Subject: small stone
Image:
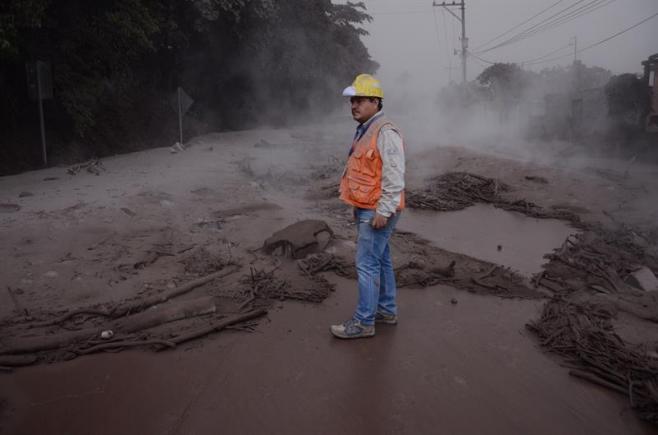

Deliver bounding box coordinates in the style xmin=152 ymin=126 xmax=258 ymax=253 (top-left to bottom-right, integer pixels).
xmin=19 ymin=191 xmax=34 ymax=198
xmin=450 ymin=298 xmax=458 ymax=305
xmin=497 ymin=245 xmax=502 ymax=251
xmin=625 ymin=266 xmax=658 ymax=292
xmin=631 ymin=233 xmax=649 ymax=248
xmin=44 ymin=271 xmax=59 ymax=278
xmin=648 ymin=350 xmax=658 ymax=359
xmin=0 ymin=203 xmax=21 ymax=213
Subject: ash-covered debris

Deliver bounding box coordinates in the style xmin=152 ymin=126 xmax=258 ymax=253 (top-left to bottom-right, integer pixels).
xmin=407 ymin=171 xmax=580 ymax=222
xmin=239 ymin=263 xmax=333 ymax=306
xmin=527 ymin=220 xmax=658 ymax=424
xmin=296 ymin=232 xmax=543 ymax=299
xmin=67 ymin=159 xmax=105 ymax=176
xmin=408 ymin=172 xmax=509 ymax=211
xmin=527 ymin=299 xmax=658 ymax=424
xmin=536 ymin=226 xmax=658 ymax=320
xmin=0 ymin=264 xmax=266 ymax=368
xmin=263 ymin=219 xmax=333 ymax=259
xmin=181 ymin=246 xmax=234 ymax=275
xmin=0 ymin=203 xmax=21 ymax=213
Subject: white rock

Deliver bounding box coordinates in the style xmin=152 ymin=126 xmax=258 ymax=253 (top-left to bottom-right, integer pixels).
xmin=625 ymin=266 xmax=658 ymax=292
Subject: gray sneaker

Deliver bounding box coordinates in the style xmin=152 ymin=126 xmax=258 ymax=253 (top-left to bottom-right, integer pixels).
xmin=330 ymin=319 xmax=375 ymax=339
xmin=375 ymin=311 xmax=398 ymax=325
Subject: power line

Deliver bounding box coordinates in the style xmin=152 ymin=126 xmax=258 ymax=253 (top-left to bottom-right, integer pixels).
xmin=578 ymin=10 xmax=657 ymax=52
xmin=519 ymin=43 xmax=573 ymax=65
xmin=495 ymin=0 xmax=615 ymax=51
xmin=368 ymin=10 xmax=429 ymax=16
xmin=431 ymin=6 xmax=448 ymax=73
xmin=476 ymin=0 xmax=589 ymax=53
xmin=475 ymin=0 xmax=615 ymax=54
xmin=475 ymin=0 xmax=598 ymax=53
xmin=467 ymin=52 xmax=497 ymax=65
xmin=432 ymin=7 xmax=442 ymax=52
xmin=469 ymin=10 xmax=656 ymax=70
xmin=473 ymin=0 xmax=566 ymax=50
xmin=523 ymin=11 xmax=658 ymax=66
xmin=442 ymin=9 xmax=453 ymax=82
xmin=468 ymin=42 xmax=571 ymax=66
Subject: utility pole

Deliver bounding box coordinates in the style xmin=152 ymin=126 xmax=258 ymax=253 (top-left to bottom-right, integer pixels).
xmin=570 ymin=36 xmax=582 ymax=140
xmin=433 ymin=1 xmax=467 ymax=83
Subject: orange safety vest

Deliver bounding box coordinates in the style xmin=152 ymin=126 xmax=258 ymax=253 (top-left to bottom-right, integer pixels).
xmin=339 ymin=116 xmax=406 ymax=210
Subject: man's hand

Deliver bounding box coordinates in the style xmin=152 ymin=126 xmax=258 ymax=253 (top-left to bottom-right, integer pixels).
xmin=372 ymin=213 xmax=388 ymax=229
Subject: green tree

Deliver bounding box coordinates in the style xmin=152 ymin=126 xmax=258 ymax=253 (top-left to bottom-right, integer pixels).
xmin=0 ymin=0 xmax=376 ymax=174
xmin=605 ymin=73 xmax=648 ymax=125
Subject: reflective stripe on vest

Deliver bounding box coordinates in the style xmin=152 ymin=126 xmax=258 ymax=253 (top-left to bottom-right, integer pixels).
xmin=339 ymin=116 xmax=406 ymax=210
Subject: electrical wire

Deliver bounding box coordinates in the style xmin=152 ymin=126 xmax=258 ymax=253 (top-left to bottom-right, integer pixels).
xmin=432 ymin=7 xmax=442 ymax=52
xmin=368 ymin=10 xmax=429 ymax=16
xmin=473 ymin=0 xmax=566 ymax=50
xmin=442 ymin=8 xmax=453 ymax=81
xmin=519 ymin=43 xmax=573 ymax=65
xmin=467 ymin=51 xmax=497 ymax=65
xmin=476 ymin=0 xmax=589 ymax=52
xmin=475 ymin=0 xmax=615 ymax=54
xmin=468 ymin=43 xmax=571 ymax=66
xmin=469 ymin=10 xmax=656 ymax=70
xmin=523 ymin=11 xmax=658 ymax=66
xmin=491 ymin=0 xmax=615 ymax=51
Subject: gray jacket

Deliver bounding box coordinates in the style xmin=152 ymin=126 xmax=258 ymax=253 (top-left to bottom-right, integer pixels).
xmin=376 ymin=124 xmax=405 ymax=217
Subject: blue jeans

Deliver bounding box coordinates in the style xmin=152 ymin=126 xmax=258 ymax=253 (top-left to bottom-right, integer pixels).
xmin=353 ymin=208 xmax=401 ymax=326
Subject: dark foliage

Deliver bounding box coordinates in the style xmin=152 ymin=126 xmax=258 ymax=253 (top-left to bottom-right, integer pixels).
xmin=0 ymin=0 xmax=377 ymax=174
xmin=605 ymin=73 xmax=649 ymax=124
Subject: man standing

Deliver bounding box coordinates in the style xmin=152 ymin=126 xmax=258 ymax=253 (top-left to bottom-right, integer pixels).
xmin=330 ymin=74 xmax=406 ymax=339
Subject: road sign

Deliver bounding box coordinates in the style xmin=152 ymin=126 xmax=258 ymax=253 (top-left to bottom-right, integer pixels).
xmin=170 ymin=87 xmax=194 ymax=115
xmin=26 ymin=61 xmax=53 ymax=101
xmin=26 ymin=61 xmax=53 ymax=165
xmin=170 ymin=87 xmax=194 ymax=145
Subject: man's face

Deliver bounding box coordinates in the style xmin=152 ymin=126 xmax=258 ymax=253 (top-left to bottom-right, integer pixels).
xmin=350 ymin=97 xmax=379 ymax=124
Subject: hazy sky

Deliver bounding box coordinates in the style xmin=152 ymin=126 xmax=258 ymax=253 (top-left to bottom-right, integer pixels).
xmin=342 ymin=0 xmax=658 ymax=96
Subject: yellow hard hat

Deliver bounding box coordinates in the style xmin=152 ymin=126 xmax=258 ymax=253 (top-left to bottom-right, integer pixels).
xmin=342 ymin=74 xmax=384 ymax=99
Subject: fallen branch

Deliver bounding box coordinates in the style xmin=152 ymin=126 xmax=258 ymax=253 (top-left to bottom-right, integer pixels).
xmin=33 ymin=308 xmax=112 ymax=328
xmin=164 ymin=309 xmax=268 ymax=348
xmin=112 ymin=296 xmax=216 ymax=333
xmin=78 ymin=339 xmax=176 ymax=355
xmin=237 ymin=289 xmax=256 ymax=313
xmin=1 ymin=296 xmax=218 ymax=355
xmin=569 ymin=369 xmax=630 ymax=396
xmin=471 ymin=277 xmax=507 ymax=292
xmin=471 ymin=266 xmax=508 ymax=291
xmin=6 ymin=286 xmax=27 ymax=316
xmin=0 ymin=354 xmax=38 ymax=367
xmin=0 ymin=328 xmax=97 ymax=355
xmin=117 ymin=264 xmax=240 ymax=314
